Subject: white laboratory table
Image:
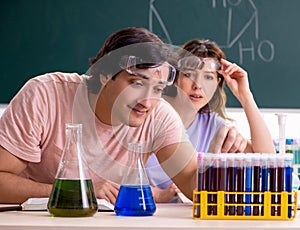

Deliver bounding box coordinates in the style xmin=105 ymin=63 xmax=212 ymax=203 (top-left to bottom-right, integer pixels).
xmin=0 ymin=203 xmax=300 ymax=230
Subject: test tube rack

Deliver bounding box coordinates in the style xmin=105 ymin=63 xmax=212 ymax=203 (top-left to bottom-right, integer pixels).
xmin=194 ymin=152 xmax=297 ymax=220
xmin=192 ymin=190 xmax=298 ymax=220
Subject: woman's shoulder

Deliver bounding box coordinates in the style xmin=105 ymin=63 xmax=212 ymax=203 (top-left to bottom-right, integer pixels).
xmin=196 ymin=111 xmax=227 ymax=125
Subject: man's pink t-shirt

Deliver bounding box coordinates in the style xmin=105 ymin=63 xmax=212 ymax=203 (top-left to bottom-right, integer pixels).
xmin=0 ymin=72 xmax=189 ymax=184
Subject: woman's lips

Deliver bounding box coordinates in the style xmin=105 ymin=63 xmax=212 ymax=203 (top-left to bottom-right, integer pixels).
xmin=189 ymin=94 xmax=203 ymax=102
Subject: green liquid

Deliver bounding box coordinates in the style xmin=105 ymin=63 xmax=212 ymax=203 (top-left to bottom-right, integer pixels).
xmin=47 ymin=179 xmax=98 ymax=217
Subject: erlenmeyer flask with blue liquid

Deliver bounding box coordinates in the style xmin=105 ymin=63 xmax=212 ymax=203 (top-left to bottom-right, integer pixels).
xmin=114 ymin=142 xmax=156 ymax=216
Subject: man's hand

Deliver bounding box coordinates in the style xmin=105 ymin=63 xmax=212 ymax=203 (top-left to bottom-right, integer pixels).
xmin=151 ymin=183 xmax=179 ymax=203
xmin=208 ymin=125 xmax=248 ymax=153
xmin=93 ymin=179 xmax=120 ymax=204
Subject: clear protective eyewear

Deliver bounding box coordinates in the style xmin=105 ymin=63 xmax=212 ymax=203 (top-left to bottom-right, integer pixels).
xmin=119 ymin=55 xmax=177 ymax=86
xmin=178 ymin=56 xmax=222 ymax=72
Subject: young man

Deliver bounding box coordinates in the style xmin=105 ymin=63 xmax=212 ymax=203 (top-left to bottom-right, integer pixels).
xmin=0 ymin=27 xmax=198 ymax=204
xmin=0 ymin=27 xmax=248 ymax=204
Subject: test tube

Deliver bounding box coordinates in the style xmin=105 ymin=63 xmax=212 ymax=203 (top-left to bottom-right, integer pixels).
xmin=215 ymin=154 xmax=227 ymax=215
xmin=261 ymin=153 xmax=269 ymax=215
xmin=286 ymin=139 xmax=293 ymax=153
xmin=195 ymin=152 xmax=204 ymax=218
xmin=277 ymin=154 xmax=285 ymax=216
xmin=245 ymin=154 xmax=252 ymax=216
xmin=292 ymin=139 xmax=300 ymax=178
xmin=252 ymin=153 xmax=261 ymax=216
xmin=235 ymin=153 xmax=245 ymax=216
xmin=204 ymin=153 xmax=214 ymax=215
xmin=268 ymin=154 xmax=277 ymax=216
xmin=292 ymin=139 xmax=298 ymax=165
xmin=211 ymin=154 xmax=219 ymax=215
xmin=227 ymin=154 xmax=236 ymax=215
xmin=275 ymin=113 xmax=287 ymax=154
xmin=284 ymin=153 xmax=293 ymax=218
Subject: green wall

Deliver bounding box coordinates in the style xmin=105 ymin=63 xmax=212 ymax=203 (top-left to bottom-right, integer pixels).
xmin=1 ymin=0 xmax=299 ymax=108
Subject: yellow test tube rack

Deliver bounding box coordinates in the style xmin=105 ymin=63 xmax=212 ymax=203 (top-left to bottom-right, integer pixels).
xmin=192 ymin=190 xmax=298 ymax=220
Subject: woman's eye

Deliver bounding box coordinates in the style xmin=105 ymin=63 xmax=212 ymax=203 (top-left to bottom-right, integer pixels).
xmin=204 ymin=75 xmax=214 ymax=80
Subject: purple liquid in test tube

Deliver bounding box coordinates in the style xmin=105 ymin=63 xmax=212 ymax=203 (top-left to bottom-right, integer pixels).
xmin=268 ymin=154 xmax=277 ymax=216
xmin=204 ymin=153 xmax=214 ymax=215
xmin=235 ymin=154 xmax=245 ymax=216
xmin=215 ymin=154 xmax=227 ymax=215
xmin=252 ymin=154 xmax=261 ymax=216
xmin=195 ymin=152 xmax=204 ymax=218
xmin=261 ymin=154 xmax=269 ymax=216
xmin=277 ymin=154 xmax=285 ymax=216
xmin=227 ymin=154 xmax=236 ymax=215
xmin=211 ymin=154 xmax=218 ymax=215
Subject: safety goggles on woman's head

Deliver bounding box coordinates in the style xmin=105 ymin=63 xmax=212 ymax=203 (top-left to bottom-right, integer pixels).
xmin=178 ymin=56 xmax=222 ymax=72
xmin=119 ymin=55 xmax=177 ymax=85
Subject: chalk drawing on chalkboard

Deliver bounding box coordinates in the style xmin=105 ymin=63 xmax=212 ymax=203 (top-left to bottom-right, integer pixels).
xmin=148 ymin=0 xmax=274 ymax=65
xmin=148 ymin=0 xmax=173 ymax=44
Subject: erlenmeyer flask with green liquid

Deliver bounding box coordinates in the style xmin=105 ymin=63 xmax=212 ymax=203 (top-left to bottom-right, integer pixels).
xmin=47 ymin=123 xmax=98 ymax=217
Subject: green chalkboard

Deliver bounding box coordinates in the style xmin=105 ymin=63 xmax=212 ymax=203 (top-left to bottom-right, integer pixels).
xmin=1 ymin=0 xmax=299 ymax=108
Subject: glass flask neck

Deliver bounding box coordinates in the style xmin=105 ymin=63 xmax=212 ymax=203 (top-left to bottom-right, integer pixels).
xmin=55 ymin=123 xmax=90 ymax=179
xmin=122 ymin=142 xmax=150 ymax=185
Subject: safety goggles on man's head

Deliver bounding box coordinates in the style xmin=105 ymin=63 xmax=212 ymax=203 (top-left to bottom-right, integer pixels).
xmin=178 ymin=56 xmax=222 ymax=72
xmin=119 ymin=55 xmax=177 ymax=86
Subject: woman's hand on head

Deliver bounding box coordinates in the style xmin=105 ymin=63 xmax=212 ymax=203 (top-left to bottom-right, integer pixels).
xmin=219 ymin=59 xmax=252 ymax=102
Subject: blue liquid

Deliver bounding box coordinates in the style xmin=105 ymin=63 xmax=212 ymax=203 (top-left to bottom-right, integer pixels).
xmin=261 ymin=166 xmax=268 ymax=215
xmin=285 ymin=166 xmax=293 ymax=218
xmin=245 ymin=166 xmax=252 ymax=216
xmin=114 ymin=185 xmax=156 ymax=216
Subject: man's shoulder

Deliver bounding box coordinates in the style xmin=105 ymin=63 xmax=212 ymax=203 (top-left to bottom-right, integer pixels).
xmin=15 ymin=72 xmax=89 ymax=102
xmin=30 ymin=72 xmax=87 ymax=84
xmin=152 ymin=99 xmax=182 ymax=122
xmin=154 ymin=99 xmax=177 ymax=113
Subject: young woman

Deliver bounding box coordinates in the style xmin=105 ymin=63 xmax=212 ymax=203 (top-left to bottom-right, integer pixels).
xmin=147 ymin=39 xmax=275 ymax=203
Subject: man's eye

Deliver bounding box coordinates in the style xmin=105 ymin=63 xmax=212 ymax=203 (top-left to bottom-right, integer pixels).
xmin=131 ymin=81 xmax=143 ymax=87
xmin=153 ymin=87 xmax=164 ymax=94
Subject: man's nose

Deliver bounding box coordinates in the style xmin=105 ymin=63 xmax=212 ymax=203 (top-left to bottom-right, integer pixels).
xmin=137 ymin=87 xmax=154 ymax=107
xmin=137 ymin=97 xmax=152 ymax=109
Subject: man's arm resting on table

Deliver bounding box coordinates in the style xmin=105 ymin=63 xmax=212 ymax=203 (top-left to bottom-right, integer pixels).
xmin=0 ymin=145 xmax=52 ymax=204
